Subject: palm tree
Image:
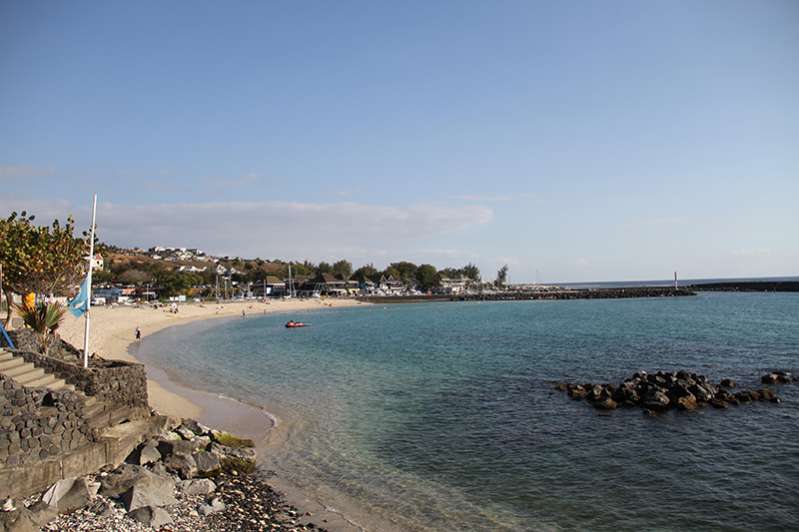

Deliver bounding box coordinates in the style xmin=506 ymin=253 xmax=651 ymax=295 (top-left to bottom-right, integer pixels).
xmin=14 ymin=301 xmax=67 ymax=353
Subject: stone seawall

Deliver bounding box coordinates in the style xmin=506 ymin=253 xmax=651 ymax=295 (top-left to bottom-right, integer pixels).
xmin=0 ymin=414 xmax=161 ymax=500
xmin=17 ymin=351 xmax=149 ymax=408
xmin=0 ymin=374 xmax=92 ymax=468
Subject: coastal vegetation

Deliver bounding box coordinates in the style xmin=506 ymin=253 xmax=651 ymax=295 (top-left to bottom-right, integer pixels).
xmin=0 ymin=210 xmax=89 ymax=325
xmin=0 ymin=210 xmax=490 ymax=303
xmin=13 ymin=300 xmax=67 ymax=353
xmin=94 ymin=244 xmax=486 ymax=299
xmin=495 ymin=264 xmax=509 ymax=287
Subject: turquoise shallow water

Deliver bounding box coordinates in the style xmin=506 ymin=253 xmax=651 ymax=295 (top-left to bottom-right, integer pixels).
xmin=137 ymin=293 xmax=799 ymax=531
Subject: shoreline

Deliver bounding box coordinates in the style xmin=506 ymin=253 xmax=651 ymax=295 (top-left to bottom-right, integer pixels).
xmin=58 ymin=298 xmax=363 ymax=425
xmin=57 ymin=298 xmax=375 ymax=531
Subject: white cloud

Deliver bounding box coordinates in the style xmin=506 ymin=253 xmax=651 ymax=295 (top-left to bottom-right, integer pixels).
xmin=731 ymin=248 xmax=771 ymax=257
xmin=0 ymin=164 xmax=55 ymax=180
xmin=0 ymin=198 xmax=492 ymax=262
xmin=452 ymin=194 xmax=514 ymax=202
xmin=451 ymin=193 xmax=537 ymax=203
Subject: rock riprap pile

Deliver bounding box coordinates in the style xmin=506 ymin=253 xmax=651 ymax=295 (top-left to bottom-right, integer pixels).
xmin=554 ymin=370 xmax=794 ymax=414
xmin=0 ymin=416 xmax=326 ymax=531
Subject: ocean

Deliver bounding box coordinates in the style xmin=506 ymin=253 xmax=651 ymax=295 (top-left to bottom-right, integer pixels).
xmin=135 ymin=292 xmax=799 ymax=531
xmin=559 ymin=275 xmax=799 ymax=289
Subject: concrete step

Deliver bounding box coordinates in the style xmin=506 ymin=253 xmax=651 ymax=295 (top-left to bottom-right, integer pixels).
xmin=0 ymin=352 xmax=82 ymax=394
xmin=85 ymin=402 xmax=105 ymax=418
xmin=12 ymin=367 xmax=46 ymax=384
xmin=4 ymin=362 xmax=37 ymax=378
xmin=24 ymin=374 xmax=58 ymax=388
xmin=46 ymin=379 xmax=73 ymax=391
xmin=87 ymin=404 xmax=142 ymax=431
xmin=0 ymin=357 xmax=25 ymax=371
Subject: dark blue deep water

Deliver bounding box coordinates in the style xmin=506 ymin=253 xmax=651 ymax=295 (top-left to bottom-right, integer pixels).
xmin=137 ymin=293 xmax=799 ymax=531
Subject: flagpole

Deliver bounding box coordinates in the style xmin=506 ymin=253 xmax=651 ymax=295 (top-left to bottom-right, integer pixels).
xmin=83 ymin=193 xmax=97 ymax=368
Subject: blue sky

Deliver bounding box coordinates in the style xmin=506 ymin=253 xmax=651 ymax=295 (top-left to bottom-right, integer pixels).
xmin=1 ymin=1 xmax=797 ymax=282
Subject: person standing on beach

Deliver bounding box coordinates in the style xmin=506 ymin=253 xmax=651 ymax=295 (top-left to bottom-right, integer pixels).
xmin=135 ymin=326 xmax=141 ymax=341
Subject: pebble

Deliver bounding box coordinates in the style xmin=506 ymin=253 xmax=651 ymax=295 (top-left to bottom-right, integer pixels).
xmin=34 ymin=471 xmax=325 ymax=531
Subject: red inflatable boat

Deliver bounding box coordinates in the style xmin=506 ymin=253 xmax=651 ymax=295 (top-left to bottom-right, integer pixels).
xmin=285 ymin=321 xmax=306 ymax=328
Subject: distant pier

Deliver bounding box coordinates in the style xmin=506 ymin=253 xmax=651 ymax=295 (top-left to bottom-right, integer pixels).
xmin=359 ymin=287 xmax=696 ymax=304
xmin=689 ymin=281 xmax=799 ymax=292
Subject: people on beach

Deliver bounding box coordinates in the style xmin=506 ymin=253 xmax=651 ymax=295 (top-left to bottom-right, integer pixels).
xmin=242 ymin=309 xmax=246 ymax=318
xmin=135 ymin=326 xmax=141 ymax=341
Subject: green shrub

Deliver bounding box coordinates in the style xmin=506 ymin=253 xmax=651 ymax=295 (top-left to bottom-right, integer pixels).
xmin=14 ymin=300 xmax=67 ymax=353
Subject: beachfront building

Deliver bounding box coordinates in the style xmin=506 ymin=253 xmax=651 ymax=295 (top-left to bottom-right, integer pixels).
xmin=250 ymin=276 xmax=287 ymax=297
xmin=378 ymin=275 xmax=406 ymax=296
xmin=293 ymin=273 xmax=360 ymax=296
xmin=93 ymin=287 xmax=125 ymax=304
xmin=438 ymin=275 xmax=470 ymax=295
xmin=319 ymin=273 xmax=346 ymax=295
xmin=359 ymin=279 xmax=377 ymax=295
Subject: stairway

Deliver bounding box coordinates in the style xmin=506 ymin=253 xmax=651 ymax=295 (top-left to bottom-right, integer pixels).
xmin=0 ymin=348 xmax=75 ymax=391
xmin=0 ymin=348 xmax=148 ymax=434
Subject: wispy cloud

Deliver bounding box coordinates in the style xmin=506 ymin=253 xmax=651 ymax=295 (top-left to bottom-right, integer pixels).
xmin=731 ymin=248 xmax=771 ymax=257
xmin=640 ymin=216 xmax=687 ymax=226
xmin=451 ymin=192 xmax=538 ymax=203
xmin=0 ymin=198 xmax=493 ymax=262
xmin=0 ymin=164 xmax=55 ymax=180
xmin=452 ymin=194 xmax=515 ymax=202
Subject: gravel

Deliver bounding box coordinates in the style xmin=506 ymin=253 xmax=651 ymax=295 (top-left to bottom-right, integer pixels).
xmin=35 ymin=471 xmax=326 ymax=531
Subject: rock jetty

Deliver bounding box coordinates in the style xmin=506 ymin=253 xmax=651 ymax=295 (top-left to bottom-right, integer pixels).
xmin=761 ymin=370 xmax=794 ymax=385
xmin=554 ymin=370 xmax=794 ymax=414
xmin=0 ymin=416 xmax=325 ymax=531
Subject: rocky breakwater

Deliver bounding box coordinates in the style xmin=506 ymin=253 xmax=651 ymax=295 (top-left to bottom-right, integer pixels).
xmin=0 ymin=417 xmax=325 ymax=531
xmin=555 ymin=370 xmax=794 ymax=414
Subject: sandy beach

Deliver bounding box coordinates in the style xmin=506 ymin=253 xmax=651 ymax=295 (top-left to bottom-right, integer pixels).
xmin=56 ymin=298 xmax=363 ymax=433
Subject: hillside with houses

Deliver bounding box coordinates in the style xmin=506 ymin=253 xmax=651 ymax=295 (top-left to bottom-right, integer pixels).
xmin=88 ymin=244 xmax=497 ymax=304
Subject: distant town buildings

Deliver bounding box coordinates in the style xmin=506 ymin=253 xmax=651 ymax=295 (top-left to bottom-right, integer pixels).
xmin=89 ymin=243 xmax=544 ymax=303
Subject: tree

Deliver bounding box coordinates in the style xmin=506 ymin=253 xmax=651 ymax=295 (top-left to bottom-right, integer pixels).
xmin=390 ymin=261 xmax=418 ymax=283
xmin=276 ymin=261 xmax=314 ymax=279
xmin=383 ymin=266 xmax=401 ymax=280
xmin=352 ymin=264 xmax=380 ymax=284
xmin=462 ymin=263 xmax=481 ymax=281
xmin=332 ymin=259 xmax=353 ymax=280
xmin=0 ymin=211 xmax=88 ymax=325
xmin=495 ymin=264 xmax=509 ymax=287
xmin=439 ymin=267 xmax=462 ymax=279
xmin=416 ymin=264 xmax=440 ymax=291
xmin=118 ymin=269 xmax=152 ymax=285
xmin=316 ymin=262 xmax=333 ymax=276
xmin=155 ymin=270 xmax=199 ymax=298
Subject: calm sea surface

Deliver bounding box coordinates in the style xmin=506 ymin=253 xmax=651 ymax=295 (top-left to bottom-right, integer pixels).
xmin=136 ymin=293 xmax=799 ymax=531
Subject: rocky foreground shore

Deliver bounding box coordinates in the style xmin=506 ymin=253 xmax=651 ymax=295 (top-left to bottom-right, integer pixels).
xmin=0 ymin=417 xmax=326 ymax=532
xmin=555 ymin=370 xmax=794 ymax=414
